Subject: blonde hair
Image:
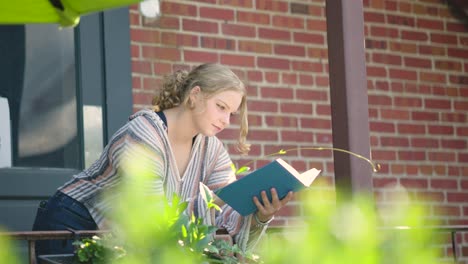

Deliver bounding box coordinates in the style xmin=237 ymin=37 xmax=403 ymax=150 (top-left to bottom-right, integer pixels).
xmin=152 ymin=63 xmax=250 ymax=154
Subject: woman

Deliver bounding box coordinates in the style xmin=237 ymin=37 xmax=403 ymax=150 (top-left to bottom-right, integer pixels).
xmin=32 ymin=63 xmax=293 ymax=257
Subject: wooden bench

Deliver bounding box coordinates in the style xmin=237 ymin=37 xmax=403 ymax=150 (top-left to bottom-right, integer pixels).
xmin=1 ymin=229 xmax=233 ymax=264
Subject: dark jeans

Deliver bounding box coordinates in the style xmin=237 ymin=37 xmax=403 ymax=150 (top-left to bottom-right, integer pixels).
xmin=32 ymin=191 xmax=97 ymax=258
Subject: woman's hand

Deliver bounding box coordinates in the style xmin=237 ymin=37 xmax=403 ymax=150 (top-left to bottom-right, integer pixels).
xmin=252 ymin=188 xmax=294 ymax=223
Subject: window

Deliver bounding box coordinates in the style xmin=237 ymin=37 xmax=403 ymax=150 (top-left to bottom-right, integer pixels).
xmin=0 ymin=24 xmax=81 ymax=169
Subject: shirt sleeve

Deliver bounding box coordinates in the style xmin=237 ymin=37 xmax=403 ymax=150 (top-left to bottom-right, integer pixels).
xmin=197 ymin=138 xmax=265 ymax=252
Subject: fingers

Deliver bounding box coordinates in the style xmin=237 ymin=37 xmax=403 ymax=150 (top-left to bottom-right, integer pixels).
xmin=253 ymin=188 xmax=294 ymax=214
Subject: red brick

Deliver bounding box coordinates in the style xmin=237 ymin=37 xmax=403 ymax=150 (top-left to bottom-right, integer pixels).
xmin=153 ymin=62 xmax=172 ymax=75
xmin=401 ymin=30 xmax=428 ymax=41
xmin=411 ymin=111 xmax=439 ymax=121
xmin=294 ymin=32 xmax=325 ymax=44
xmin=237 ymin=10 xmax=270 ymax=24
xmin=222 ymin=24 xmax=256 ymax=37
xmin=201 ymin=36 xmax=235 ymax=50
xmin=414 ymin=191 xmax=444 ymax=203
xmin=183 ymin=50 xmax=218 ymax=63
xmin=399 ymin=151 xmax=426 ymax=161
xmin=447 ymin=193 xmax=468 ymax=203
xmin=424 ymin=99 xmax=451 ymax=110
xmin=238 ymin=40 xmax=272 ymax=54
xmin=389 ymin=69 xmax=417 ymax=80
xmin=441 ymin=139 xmax=467 ymax=149
xmin=372 ymin=150 xmax=397 ymax=160
xmin=420 ymin=72 xmax=447 ymax=83
xmin=301 ymin=118 xmax=331 ymax=129
xmin=265 ymin=116 xmax=298 ymax=128
xmin=367 ymin=66 xmax=387 ymax=77
xmin=435 ymin=60 xmax=462 ymax=71
xmin=220 ymin=54 xmax=254 ymax=67
xmin=454 ymin=101 xmax=468 ymax=111
xmin=429 ymin=152 xmax=456 ymax=162
xmin=247 ymin=100 xmax=278 ymax=112
xmin=449 ymin=75 xmax=468 ymax=85
xmin=432 ymin=205 xmax=460 ymax=217
xmin=296 ymin=90 xmax=327 ymax=101
xmin=457 ymin=127 xmax=468 ymax=137
xmin=400 ymin=178 xmax=428 ymax=188
xmin=161 ymin=32 xmax=198 ymax=47
xmin=257 ymin=57 xmax=290 ymax=70
xmin=430 ymin=33 xmax=458 ymax=45
xmin=281 ymin=73 xmax=297 ymax=85
xmin=316 ymin=104 xmax=331 ymax=116
xmin=256 ymin=0 xmax=288 ymax=12
xmin=448 ymin=48 xmax=468 ymax=59
xmin=272 ymin=15 xmax=305 ymax=29
xmin=370 ymin=121 xmax=395 ymax=133
xmin=394 ymin=97 xmax=422 ymax=108
xmin=306 ymin=19 xmax=327 ymax=31
xmin=430 ymin=179 xmax=458 ymax=190
xmin=380 ymin=137 xmax=410 ymax=147
xmin=387 ymin=15 xmax=415 ymax=27
xmin=258 ymin=27 xmax=291 ymax=41
xmin=161 ymin=2 xmax=197 ymax=16
xmin=411 ymin=138 xmax=439 ymax=148
xmin=418 ymin=45 xmax=446 ymax=56
xmin=132 ymin=60 xmax=152 ymax=74
xmin=381 ymin=109 xmax=410 ymax=120
xmin=183 ymin=19 xmax=218 ymax=33
xmin=373 ymin=177 xmax=398 ymax=188
xmin=132 ymin=76 xmax=141 ymax=89
xmin=280 ymin=102 xmax=313 ymax=114
xmin=248 ymin=129 xmax=279 ymax=141
xmin=364 ymin=11 xmax=385 ymax=23
xmin=308 ymin=47 xmax=328 ymax=59
xmin=389 ymin=42 xmax=417 ymax=53
xmin=260 ymin=86 xmax=293 ymax=99
xmin=292 ymin=61 xmax=323 ymax=72
xmin=274 ymin=44 xmax=306 ymax=57
xmin=247 ymin=71 xmax=263 ymax=82
xmin=200 ymin=7 xmax=234 ymax=21
xmin=370 ymin=26 xmax=399 ymax=38
xmin=398 ymin=124 xmax=426 ymax=134
xmin=365 ymin=39 xmax=387 ymax=50
xmin=428 ymin=125 xmax=454 ymax=135
xmin=315 ymin=76 xmax=329 ymax=87
xmin=299 ymin=74 xmax=314 ymax=85
xmin=417 ymin=18 xmax=444 ymax=30
xmin=265 ymin=72 xmax=279 ymax=83
xmin=142 ymin=46 xmax=181 ymax=61
xmin=404 ymin=57 xmax=432 ymax=68
xmin=220 ymin=0 xmax=253 ymax=8
xmin=142 ymin=77 xmax=160 ymax=90
xmin=372 ymin=53 xmax=402 ymax=65
xmin=131 ymin=29 xmax=161 ymax=43
xmin=281 ymin=131 xmax=314 ymax=142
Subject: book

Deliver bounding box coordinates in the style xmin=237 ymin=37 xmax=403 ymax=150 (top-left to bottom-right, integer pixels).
xmin=215 ymin=158 xmax=321 ymax=216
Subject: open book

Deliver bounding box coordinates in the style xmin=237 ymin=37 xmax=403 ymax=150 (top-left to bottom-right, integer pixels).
xmin=215 ymin=158 xmax=321 ymax=216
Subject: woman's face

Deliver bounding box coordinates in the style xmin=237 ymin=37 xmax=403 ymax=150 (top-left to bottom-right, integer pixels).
xmin=191 ymin=88 xmax=243 ymax=137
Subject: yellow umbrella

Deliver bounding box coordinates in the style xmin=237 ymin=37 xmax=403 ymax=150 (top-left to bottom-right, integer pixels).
xmin=0 ymin=0 xmax=142 ymax=27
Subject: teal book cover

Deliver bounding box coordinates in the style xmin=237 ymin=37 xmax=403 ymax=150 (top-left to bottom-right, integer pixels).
xmin=215 ymin=158 xmax=321 ymax=216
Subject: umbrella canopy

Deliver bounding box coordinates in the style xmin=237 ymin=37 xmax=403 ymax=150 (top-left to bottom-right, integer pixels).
xmin=0 ymin=0 xmax=142 ymax=27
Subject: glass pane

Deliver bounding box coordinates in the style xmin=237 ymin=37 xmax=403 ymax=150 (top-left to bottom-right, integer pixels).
xmin=0 ymin=24 xmax=80 ymax=169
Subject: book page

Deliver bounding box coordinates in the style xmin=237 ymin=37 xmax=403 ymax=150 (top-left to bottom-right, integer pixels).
xmin=276 ymin=158 xmax=321 ymax=187
xmin=297 ymin=168 xmax=321 ymax=187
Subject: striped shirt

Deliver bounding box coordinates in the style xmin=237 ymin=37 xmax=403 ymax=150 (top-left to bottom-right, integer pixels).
xmin=58 ymin=109 xmax=264 ymax=250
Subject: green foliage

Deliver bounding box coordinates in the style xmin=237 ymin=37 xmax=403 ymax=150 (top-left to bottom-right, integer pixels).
xmin=73 ymin=235 xmax=125 ymax=264
xmin=0 ymin=228 xmax=19 ymax=264
xmin=257 ymin=191 xmax=441 ymax=264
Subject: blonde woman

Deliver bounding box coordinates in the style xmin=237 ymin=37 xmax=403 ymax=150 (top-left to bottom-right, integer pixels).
xmin=32 ymin=63 xmax=293 ymax=257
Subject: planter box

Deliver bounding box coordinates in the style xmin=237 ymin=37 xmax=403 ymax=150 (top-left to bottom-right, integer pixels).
xmin=38 ymin=254 xmax=75 ymax=264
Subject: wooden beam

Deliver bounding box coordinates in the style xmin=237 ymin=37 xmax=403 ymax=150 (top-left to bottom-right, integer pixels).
xmin=325 ymin=0 xmax=373 ymax=202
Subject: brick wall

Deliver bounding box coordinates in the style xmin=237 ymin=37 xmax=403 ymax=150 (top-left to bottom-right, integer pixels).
xmin=129 ymin=0 xmax=467 ymax=261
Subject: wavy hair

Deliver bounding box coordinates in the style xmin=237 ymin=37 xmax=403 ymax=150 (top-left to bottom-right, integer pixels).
xmin=152 ymin=63 xmax=250 ymax=154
